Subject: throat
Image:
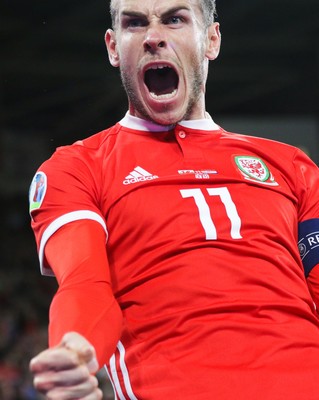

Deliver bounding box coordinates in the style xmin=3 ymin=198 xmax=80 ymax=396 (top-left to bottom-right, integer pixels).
xmin=145 ymin=67 xmax=178 ymax=97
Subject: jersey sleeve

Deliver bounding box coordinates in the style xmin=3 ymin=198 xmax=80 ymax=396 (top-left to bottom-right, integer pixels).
xmin=45 ymin=220 xmax=123 ymax=365
xmin=307 ymin=265 xmax=319 ymax=312
xmin=29 ymin=143 xmax=107 ymax=275
xmin=293 ymin=148 xmax=319 ymax=305
xmin=294 ymin=148 xmax=319 ymax=222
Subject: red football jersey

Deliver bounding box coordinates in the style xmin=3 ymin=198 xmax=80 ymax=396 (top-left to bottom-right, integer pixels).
xmin=30 ymin=113 xmax=319 ymax=399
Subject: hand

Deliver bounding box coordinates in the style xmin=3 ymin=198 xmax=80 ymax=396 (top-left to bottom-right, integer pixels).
xmin=29 ymin=332 xmax=103 ymax=399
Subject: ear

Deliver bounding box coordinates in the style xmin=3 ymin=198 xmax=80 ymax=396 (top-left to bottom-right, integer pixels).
xmin=205 ymin=22 xmax=221 ymax=60
xmin=105 ymin=29 xmax=120 ymax=67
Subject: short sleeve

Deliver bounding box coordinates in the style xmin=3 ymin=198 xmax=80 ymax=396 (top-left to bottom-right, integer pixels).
xmin=29 ymin=143 xmax=107 ymax=275
xmin=294 ymin=148 xmax=319 ymax=221
xmin=294 ymin=149 xmax=319 ymax=276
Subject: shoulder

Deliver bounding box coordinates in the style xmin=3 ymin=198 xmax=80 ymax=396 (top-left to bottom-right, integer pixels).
xmin=220 ymin=129 xmax=311 ymax=165
xmin=73 ymin=123 xmax=122 ymax=150
xmin=41 ymin=123 xmax=121 ymax=169
xmin=221 ymin=129 xmax=296 ymax=152
xmin=56 ymin=123 xmax=121 ymax=155
xmin=222 ymin=129 xmax=319 ymax=194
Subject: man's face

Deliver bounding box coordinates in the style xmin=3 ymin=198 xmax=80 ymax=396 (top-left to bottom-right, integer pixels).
xmin=106 ymin=0 xmax=220 ymax=125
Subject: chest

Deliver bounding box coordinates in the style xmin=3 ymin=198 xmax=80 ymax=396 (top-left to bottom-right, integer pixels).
xmin=99 ymin=138 xmax=298 ymax=255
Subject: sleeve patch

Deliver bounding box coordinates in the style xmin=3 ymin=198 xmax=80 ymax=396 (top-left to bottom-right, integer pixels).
xmin=298 ymin=219 xmax=319 ymax=277
xmin=29 ymin=171 xmax=47 ymax=212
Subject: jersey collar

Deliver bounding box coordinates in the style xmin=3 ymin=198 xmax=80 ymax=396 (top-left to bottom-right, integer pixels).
xmin=119 ymin=112 xmax=220 ymax=132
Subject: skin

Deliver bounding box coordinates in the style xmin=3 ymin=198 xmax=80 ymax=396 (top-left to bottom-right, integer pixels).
xmin=106 ymin=0 xmax=221 ymax=125
xmin=30 ymin=332 xmax=103 ymax=399
xmin=29 ymin=0 xmax=221 ymax=398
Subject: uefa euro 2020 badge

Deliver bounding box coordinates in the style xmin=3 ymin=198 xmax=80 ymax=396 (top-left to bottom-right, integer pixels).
xmin=234 ymin=156 xmax=278 ymax=186
xmin=29 ymin=171 xmax=47 ymax=212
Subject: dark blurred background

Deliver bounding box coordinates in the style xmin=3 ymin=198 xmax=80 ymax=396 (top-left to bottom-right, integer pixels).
xmin=1 ymin=0 xmax=319 ymax=398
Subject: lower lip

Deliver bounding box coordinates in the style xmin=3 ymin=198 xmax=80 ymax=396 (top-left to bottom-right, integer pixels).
xmin=149 ymin=88 xmax=178 ymax=101
xmin=144 ymin=82 xmax=179 ymax=104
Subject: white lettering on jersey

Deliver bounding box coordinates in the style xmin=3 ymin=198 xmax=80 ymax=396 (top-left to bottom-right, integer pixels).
xmin=123 ymin=166 xmax=159 ymax=185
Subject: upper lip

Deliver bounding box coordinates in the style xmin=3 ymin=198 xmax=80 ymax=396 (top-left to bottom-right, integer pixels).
xmin=142 ymin=61 xmax=178 ymax=75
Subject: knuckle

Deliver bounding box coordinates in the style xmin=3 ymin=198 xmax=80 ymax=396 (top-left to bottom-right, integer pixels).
xmin=89 ymin=374 xmax=99 ymax=388
xmin=79 ymin=364 xmax=90 ymax=380
xmin=46 ymin=393 xmax=58 ymax=400
xmin=33 ymin=377 xmax=50 ymax=392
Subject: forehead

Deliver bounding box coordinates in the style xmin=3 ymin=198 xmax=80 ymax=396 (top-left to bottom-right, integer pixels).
xmin=114 ymin=0 xmax=202 ymax=17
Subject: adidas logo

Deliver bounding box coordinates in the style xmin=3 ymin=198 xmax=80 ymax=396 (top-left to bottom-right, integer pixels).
xmin=123 ymin=166 xmax=159 ymax=185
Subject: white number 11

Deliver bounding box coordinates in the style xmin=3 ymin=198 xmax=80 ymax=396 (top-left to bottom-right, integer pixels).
xmin=180 ymin=187 xmax=242 ymax=240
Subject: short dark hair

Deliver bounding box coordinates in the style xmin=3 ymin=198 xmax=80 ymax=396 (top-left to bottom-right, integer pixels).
xmin=110 ymin=0 xmax=217 ymax=29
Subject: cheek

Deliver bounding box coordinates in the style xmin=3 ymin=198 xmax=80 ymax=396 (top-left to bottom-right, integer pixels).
xmin=121 ymin=49 xmax=141 ymax=74
xmin=168 ymin=40 xmax=178 ymax=51
xmin=119 ymin=54 xmax=136 ymax=76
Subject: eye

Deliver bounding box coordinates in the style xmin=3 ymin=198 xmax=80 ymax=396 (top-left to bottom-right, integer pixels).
xmin=130 ymin=19 xmax=144 ymax=27
xmin=123 ymin=17 xmax=147 ymax=28
xmin=164 ymin=15 xmax=184 ymax=25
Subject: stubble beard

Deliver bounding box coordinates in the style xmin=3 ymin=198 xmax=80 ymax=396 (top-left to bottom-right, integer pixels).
xmin=119 ymin=56 xmax=205 ymax=125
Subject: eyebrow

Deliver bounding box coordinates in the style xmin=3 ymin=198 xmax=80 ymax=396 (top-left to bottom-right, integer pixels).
xmin=160 ymin=6 xmax=191 ymax=20
xmin=121 ymin=10 xmax=146 ymax=19
xmin=120 ymin=6 xmax=191 ymax=21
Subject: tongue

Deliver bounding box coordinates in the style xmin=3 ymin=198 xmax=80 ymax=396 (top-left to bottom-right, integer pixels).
xmin=145 ymin=68 xmax=178 ymax=95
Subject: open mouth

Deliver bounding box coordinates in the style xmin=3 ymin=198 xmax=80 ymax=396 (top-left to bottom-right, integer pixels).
xmin=144 ymin=64 xmax=179 ymax=99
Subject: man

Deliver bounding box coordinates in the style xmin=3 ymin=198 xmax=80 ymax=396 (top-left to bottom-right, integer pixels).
xmin=29 ymin=0 xmax=319 ymax=399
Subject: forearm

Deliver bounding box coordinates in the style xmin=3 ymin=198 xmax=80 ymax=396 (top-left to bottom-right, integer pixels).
xmin=49 ymin=281 xmax=123 ymax=367
xmin=43 ymin=220 xmax=123 ymax=367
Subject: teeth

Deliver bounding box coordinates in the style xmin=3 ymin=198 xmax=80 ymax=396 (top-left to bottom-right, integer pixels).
xmin=148 ymin=64 xmax=170 ymax=70
xmin=150 ymin=89 xmax=177 ymax=99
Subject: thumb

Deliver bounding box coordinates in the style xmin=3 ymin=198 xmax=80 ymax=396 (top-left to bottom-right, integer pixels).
xmin=60 ymin=332 xmax=99 ymax=373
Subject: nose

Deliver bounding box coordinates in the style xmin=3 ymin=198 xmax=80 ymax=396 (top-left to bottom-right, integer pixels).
xmin=143 ymin=28 xmax=166 ymax=52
